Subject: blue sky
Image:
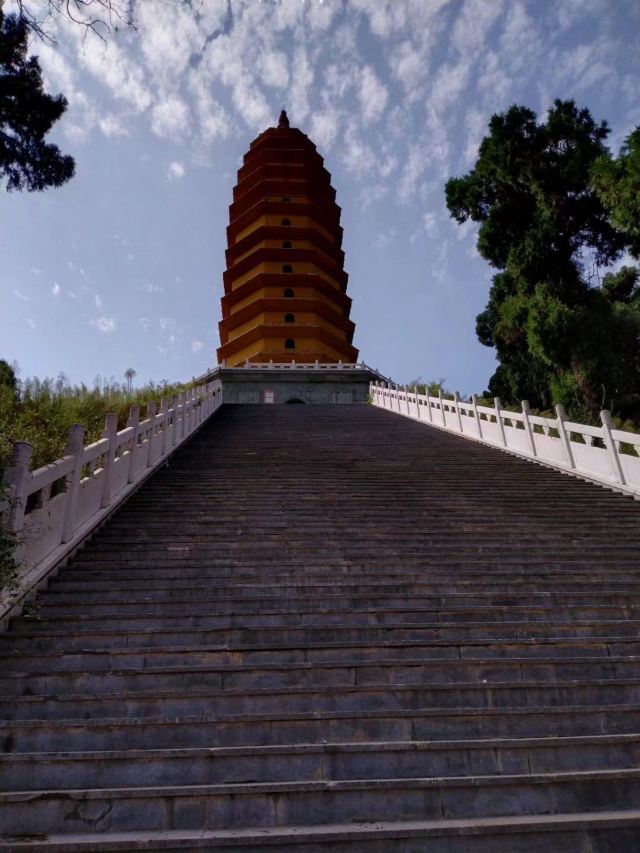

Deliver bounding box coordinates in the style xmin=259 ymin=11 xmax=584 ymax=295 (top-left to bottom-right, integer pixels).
xmin=2 ymin=0 xmax=638 ymax=395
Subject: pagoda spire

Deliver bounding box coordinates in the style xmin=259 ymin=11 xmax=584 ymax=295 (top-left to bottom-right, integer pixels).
xmin=277 ymin=108 xmax=290 ymax=128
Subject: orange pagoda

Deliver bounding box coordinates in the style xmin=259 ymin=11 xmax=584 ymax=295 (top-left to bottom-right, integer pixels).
xmin=217 ymin=110 xmax=358 ymax=366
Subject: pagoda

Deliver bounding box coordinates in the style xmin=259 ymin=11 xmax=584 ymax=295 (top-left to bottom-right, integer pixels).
xmin=217 ymin=110 xmax=358 ymax=366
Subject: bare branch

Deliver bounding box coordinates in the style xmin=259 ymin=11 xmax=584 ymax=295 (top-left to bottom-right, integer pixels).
xmin=13 ymin=0 xmax=135 ymax=46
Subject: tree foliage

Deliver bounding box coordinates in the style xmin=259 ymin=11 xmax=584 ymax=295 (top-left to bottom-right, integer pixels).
xmin=592 ymin=128 xmax=640 ymax=258
xmin=445 ymin=100 xmax=640 ymax=421
xmin=0 ymin=7 xmax=74 ymax=191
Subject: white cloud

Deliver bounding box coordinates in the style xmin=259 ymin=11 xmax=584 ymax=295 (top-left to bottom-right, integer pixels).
xmin=342 ymin=125 xmax=377 ymax=177
xmin=191 ymin=340 xmax=204 ymax=353
xmin=289 ymin=45 xmax=314 ymax=122
xmin=152 ymin=96 xmax=191 ymax=141
xmin=423 ymin=212 xmax=438 ymax=237
xmin=144 ymin=281 xmax=163 ymax=293
xmin=93 ymin=316 xmax=116 ymax=333
xmin=258 ymin=50 xmax=289 ymax=89
xmin=310 ymin=109 xmax=341 ymax=151
xmin=99 ymin=114 xmax=128 ymax=137
xmin=95 ymin=293 xmax=103 ymax=309
xmin=168 ymin=161 xmax=186 ymax=180
xmin=159 ymin=317 xmax=179 ymax=333
xmin=12 ymin=289 xmax=30 ymax=302
xmin=51 ymin=282 xmax=61 ymax=296
xmin=398 ymin=143 xmax=428 ymax=202
xmin=139 ymin=317 xmax=151 ymax=333
xmin=79 ymin=38 xmax=152 ymax=113
xmin=451 ymin=0 xmax=506 ymax=57
xmin=26 ymin=318 xmax=36 ymax=329
xmin=358 ymin=66 xmax=388 ymax=125
xmin=137 ymin=0 xmax=202 ymax=82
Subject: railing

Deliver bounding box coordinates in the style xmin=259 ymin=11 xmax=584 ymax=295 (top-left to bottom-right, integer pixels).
xmin=371 ymin=383 xmax=640 ymax=498
xmin=197 ymin=360 xmax=393 ymax=385
xmin=0 ymin=382 xmax=223 ymax=616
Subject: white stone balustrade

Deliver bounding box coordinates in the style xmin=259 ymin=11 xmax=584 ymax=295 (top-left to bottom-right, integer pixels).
xmin=0 ymin=382 xmax=223 ymax=618
xmin=371 ymin=382 xmax=640 ymax=499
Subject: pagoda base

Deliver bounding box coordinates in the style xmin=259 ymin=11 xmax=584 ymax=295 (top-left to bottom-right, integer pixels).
xmin=197 ymin=363 xmax=385 ymax=405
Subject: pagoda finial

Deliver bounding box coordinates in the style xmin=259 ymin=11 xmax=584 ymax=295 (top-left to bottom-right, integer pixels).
xmin=278 ymin=108 xmax=290 ymax=128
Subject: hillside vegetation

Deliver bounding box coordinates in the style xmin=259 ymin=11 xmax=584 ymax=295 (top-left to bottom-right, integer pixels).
xmin=0 ymin=363 xmax=190 ymax=475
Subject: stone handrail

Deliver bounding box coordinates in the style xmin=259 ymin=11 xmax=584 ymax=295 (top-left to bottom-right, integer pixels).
xmin=371 ymin=383 xmax=640 ymax=498
xmin=0 ymin=381 xmax=223 ymax=621
xmin=196 ymin=360 xmax=393 ymax=386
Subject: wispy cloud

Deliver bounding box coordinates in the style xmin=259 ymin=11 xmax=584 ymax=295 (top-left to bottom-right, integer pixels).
xmin=92 ymin=316 xmax=116 ymax=333
xmin=168 ymin=161 xmax=185 ymax=180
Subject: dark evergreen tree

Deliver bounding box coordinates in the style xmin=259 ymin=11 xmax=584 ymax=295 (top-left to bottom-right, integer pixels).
xmin=0 ymin=360 xmax=17 ymax=398
xmin=445 ymin=100 xmax=640 ymax=420
xmin=0 ymin=7 xmax=74 ymax=191
xmin=592 ymin=127 xmax=640 ymax=258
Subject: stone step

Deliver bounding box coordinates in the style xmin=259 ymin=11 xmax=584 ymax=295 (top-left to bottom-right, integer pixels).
xmin=3 ymin=678 xmax=640 ymax=722
xmin=52 ymin=566 xmax=640 ymax=583
xmin=4 ymin=735 xmax=640 ymax=792
xmin=65 ymin=555 xmax=640 ymax=570
xmin=12 ymin=604 xmax=640 ymax=634
xmin=4 ymin=637 xmax=640 ymax=672
xmin=3 ymin=811 xmax=640 ymax=852
xmin=31 ymin=590 xmax=640 ymax=617
xmin=3 ymin=769 xmax=640 ymax=835
xmin=3 ymin=704 xmax=639 ymax=754
xmin=6 ymin=620 xmax=640 ymax=651
xmin=40 ymin=580 xmax=640 ymax=601
xmin=4 ymin=403 xmax=640 ymax=845
xmin=6 ymin=656 xmax=640 ymax=698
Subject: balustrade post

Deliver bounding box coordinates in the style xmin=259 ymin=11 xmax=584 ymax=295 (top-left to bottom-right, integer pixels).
xmin=1 ymin=441 xmax=33 ymax=532
xmin=424 ymin=390 xmax=433 ymax=424
xmin=146 ymin=402 xmax=157 ymax=467
xmin=159 ymin=399 xmax=169 ymax=456
xmin=187 ymin=388 xmax=194 ymax=432
xmin=127 ymin=405 xmax=141 ymax=484
xmin=100 ymin=414 xmax=118 ymax=508
xmin=438 ymin=389 xmax=446 ymax=426
xmin=194 ymin=387 xmax=201 ymax=426
xmin=171 ymin=394 xmax=180 ymax=445
xmin=453 ymin=392 xmax=463 ymax=433
xmin=185 ymin=390 xmax=193 ymax=436
xmin=600 ymin=410 xmax=626 ymax=484
xmin=521 ymin=400 xmax=537 ymax=457
xmin=62 ymin=424 xmax=86 ymax=543
xmin=471 ymin=394 xmax=483 ymax=439
xmin=494 ymin=398 xmax=507 ymax=447
xmin=555 ymin=404 xmax=575 ymax=469
xmin=404 ymin=385 xmax=411 ymax=416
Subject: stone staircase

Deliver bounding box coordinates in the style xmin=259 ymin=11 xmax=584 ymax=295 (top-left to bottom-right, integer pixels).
xmin=2 ymin=403 xmax=640 ymax=851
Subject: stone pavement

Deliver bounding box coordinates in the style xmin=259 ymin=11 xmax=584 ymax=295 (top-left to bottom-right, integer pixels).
xmin=2 ymin=404 xmax=640 ymax=851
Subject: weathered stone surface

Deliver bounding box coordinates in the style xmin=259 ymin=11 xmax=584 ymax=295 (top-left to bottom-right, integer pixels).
xmin=2 ymin=404 xmax=640 ymax=848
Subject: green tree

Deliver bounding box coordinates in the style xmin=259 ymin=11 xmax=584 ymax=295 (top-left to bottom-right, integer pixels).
xmin=445 ymin=99 xmax=639 ymax=420
xmin=592 ymin=127 xmax=640 ymax=258
xmin=0 ymin=7 xmax=75 ymax=191
xmin=0 ymin=359 xmax=17 ymax=397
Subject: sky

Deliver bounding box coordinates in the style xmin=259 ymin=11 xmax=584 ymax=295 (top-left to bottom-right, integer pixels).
xmin=1 ymin=0 xmax=638 ymax=395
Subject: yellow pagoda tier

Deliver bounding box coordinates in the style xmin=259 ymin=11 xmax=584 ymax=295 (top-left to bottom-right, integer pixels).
xmin=217 ymin=110 xmax=358 ymax=366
